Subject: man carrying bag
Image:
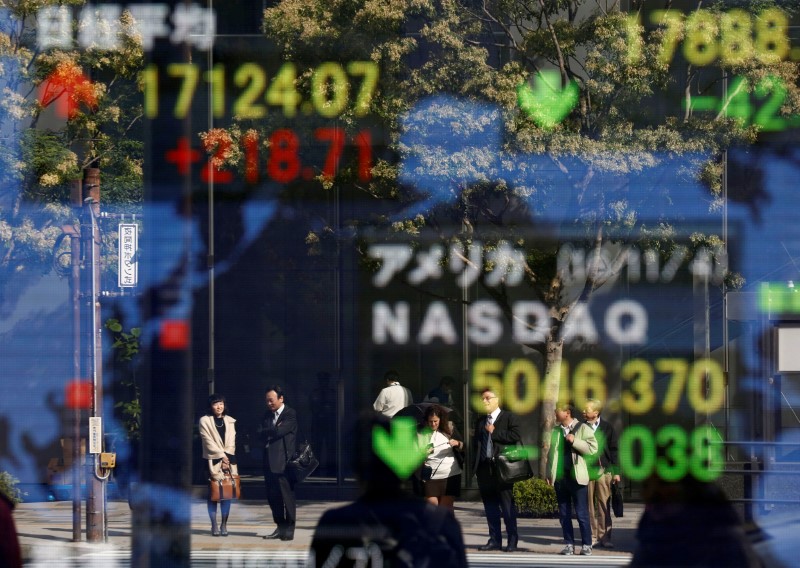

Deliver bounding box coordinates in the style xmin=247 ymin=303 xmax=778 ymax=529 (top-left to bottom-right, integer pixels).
xmin=472 ymin=388 xmax=523 ymax=553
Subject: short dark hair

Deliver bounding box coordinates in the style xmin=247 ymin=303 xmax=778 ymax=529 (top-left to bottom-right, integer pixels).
xmin=265 ymin=385 xmax=285 ymax=399
xmin=384 ymin=370 xmax=399 ymax=382
xmin=207 ymin=394 xmax=226 ymax=414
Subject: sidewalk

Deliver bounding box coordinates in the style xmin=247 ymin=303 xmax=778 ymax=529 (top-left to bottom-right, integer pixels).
xmin=14 ymin=495 xmax=642 ymax=564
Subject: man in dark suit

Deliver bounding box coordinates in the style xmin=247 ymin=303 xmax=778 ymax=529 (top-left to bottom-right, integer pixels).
xmin=261 ymin=385 xmax=298 ymax=541
xmin=472 ymin=387 xmax=522 ymax=552
xmin=583 ymin=398 xmax=620 ymax=548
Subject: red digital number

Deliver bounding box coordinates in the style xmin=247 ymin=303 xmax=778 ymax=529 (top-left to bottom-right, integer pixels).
xmin=268 ymin=129 xmax=301 ymax=183
xmin=315 ymin=127 xmax=346 ymax=179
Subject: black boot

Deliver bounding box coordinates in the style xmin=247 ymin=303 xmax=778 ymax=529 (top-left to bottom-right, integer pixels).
xmin=211 ymin=518 xmax=220 ymax=537
xmin=220 ymin=514 xmax=229 ymax=536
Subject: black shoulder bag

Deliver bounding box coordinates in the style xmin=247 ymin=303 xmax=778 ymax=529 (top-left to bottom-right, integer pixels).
xmin=287 ymin=440 xmax=319 ymax=484
xmin=496 ymin=443 xmax=534 ymax=484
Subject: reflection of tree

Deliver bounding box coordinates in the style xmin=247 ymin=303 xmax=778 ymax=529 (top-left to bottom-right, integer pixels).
xmin=106 ymin=318 xmax=141 ymax=442
xmin=0 ymin=5 xmax=145 ymax=305
xmin=257 ymin=0 xmax=797 ymax=475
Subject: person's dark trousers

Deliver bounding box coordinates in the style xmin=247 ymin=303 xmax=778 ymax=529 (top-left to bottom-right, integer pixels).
xmin=476 ymin=460 xmax=518 ymax=547
xmin=264 ymin=470 xmax=296 ymax=538
xmin=554 ymin=477 xmax=592 ymax=546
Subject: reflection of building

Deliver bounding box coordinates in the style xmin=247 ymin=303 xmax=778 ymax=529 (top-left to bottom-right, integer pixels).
xmin=3 ymin=6 xmax=800 ymax=525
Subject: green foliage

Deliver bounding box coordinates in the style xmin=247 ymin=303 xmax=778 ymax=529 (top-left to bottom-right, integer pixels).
xmin=513 ymin=477 xmax=558 ymax=518
xmin=0 ymin=1 xmax=144 ymax=287
xmin=106 ymin=318 xmax=141 ymax=440
xmin=106 ymin=317 xmax=141 ymax=361
xmin=0 ymin=471 xmax=24 ymax=505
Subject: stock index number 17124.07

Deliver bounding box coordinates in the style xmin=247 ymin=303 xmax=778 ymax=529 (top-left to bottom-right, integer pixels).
xmin=142 ymin=61 xmax=380 ymax=120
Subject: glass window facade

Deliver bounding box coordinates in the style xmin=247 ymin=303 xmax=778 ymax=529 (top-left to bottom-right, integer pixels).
xmin=2 ymin=0 xmax=800 ymax=563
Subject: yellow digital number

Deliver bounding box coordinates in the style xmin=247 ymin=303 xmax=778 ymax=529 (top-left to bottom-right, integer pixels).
xmin=651 ymin=9 xmax=684 ymax=67
xmin=755 ymin=7 xmax=790 ymax=63
xmin=571 ymin=358 xmax=607 ymax=410
xmin=265 ymin=63 xmax=301 ymax=118
xmin=657 ymin=358 xmax=689 ymax=414
xmin=503 ymin=358 xmax=540 ymax=414
xmin=472 ymin=358 xmax=540 ymax=414
xmin=204 ymin=64 xmax=226 ymax=119
xmin=347 ymin=61 xmax=379 ymax=117
xmin=621 ymin=358 xmax=655 ymax=415
xmin=232 ymin=63 xmax=267 ymax=119
xmin=472 ymin=359 xmax=504 ymax=412
xmin=687 ymin=358 xmax=725 ymax=414
xmin=683 ymin=10 xmax=718 ymax=67
xmin=141 ymin=64 xmax=159 ymax=118
xmin=720 ymin=9 xmax=754 ymax=66
xmin=311 ymin=62 xmax=349 ymax=119
xmin=167 ymin=63 xmax=200 ymax=119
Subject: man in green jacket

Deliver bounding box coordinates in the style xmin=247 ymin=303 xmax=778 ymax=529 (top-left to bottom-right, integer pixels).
xmin=546 ymin=401 xmax=598 ymax=557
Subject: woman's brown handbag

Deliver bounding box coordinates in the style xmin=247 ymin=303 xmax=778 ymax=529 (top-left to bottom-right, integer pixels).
xmin=209 ymin=472 xmax=241 ymax=501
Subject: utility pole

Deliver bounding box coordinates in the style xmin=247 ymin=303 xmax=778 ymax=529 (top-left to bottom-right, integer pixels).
xmin=83 ymin=166 xmax=107 ymax=542
xmin=68 ymin=180 xmax=83 ymax=542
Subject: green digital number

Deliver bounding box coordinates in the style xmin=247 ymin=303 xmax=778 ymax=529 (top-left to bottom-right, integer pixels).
xmin=753 ymin=76 xmax=788 ymax=132
xmin=620 ymin=425 xmax=722 ymax=482
xmin=619 ymin=425 xmax=657 ymax=480
xmin=690 ymin=425 xmax=724 ymax=482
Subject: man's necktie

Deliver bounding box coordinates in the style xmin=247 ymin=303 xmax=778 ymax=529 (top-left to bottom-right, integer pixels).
xmin=483 ymin=414 xmax=494 ymax=459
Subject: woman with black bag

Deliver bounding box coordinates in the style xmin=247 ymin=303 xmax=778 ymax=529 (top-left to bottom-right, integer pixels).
xmin=420 ymin=405 xmax=464 ymax=511
xmin=198 ymin=393 xmax=238 ymax=536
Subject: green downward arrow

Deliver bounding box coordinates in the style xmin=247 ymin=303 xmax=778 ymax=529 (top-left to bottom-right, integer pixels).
xmin=517 ymin=70 xmax=579 ymax=129
xmin=372 ymin=417 xmax=430 ymax=479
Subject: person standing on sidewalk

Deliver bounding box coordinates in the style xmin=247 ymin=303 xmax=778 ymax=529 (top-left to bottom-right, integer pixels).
xmin=372 ymin=370 xmax=413 ymax=417
xmin=420 ymin=404 xmax=464 ymax=511
xmin=546 ymin=401 xmax=598 ymax=556
xmin=583 ymin=398 xmax=620 ymax=549
xmin=260 ymin=385 xmax=298 ymax=541
xmin=472 ymin=387 xmax=522 ymax=552
xmin=198 ymin=393 xmax=238 ymax=537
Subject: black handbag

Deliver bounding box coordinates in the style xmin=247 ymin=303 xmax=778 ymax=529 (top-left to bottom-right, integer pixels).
xmin=496 ymin=444 xmax=534 ymax=484
xmin=611 ymin=482 xmax=624 ymax=517
xmin=287 ymin=440 xmax=319 ymax=484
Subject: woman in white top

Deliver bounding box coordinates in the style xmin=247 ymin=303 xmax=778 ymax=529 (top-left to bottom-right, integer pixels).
xmin=421 ymin=404 xmax=464 ymax=511
xmin=198 ymin=394 xmax=237 ymax=536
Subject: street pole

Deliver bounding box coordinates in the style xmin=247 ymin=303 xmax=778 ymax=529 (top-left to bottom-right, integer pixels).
xmin=83 ymin=166 xmax=107 ymax=542
xmin=69 ymin=180 xmax=83 ymax=542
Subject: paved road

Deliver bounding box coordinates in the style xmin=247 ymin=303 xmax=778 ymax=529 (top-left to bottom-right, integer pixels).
xmin=15 ymin=497 xmax=641 ymax=566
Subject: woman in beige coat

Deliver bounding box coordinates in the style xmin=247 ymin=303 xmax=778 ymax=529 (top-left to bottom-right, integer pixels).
xmin=198 ymin=394 xmax=237 ymax=536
